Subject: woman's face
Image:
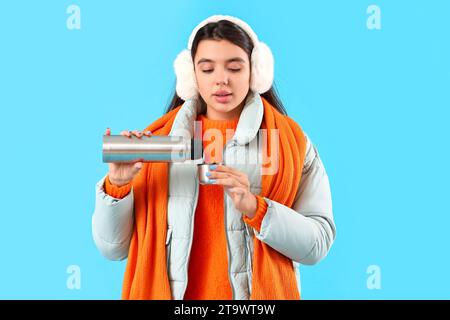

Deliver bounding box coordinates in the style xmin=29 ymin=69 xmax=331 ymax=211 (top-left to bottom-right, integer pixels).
xmin=194 ymin=39 xmax=251 ymax=119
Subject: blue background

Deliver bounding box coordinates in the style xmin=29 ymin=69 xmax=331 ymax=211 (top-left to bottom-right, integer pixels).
xmin=0 ymin=0 xmax=449 ymax=299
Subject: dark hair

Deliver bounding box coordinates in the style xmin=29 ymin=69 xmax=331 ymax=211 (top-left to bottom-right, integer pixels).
xmin=165 ymin=20 xmax=288 ymax=115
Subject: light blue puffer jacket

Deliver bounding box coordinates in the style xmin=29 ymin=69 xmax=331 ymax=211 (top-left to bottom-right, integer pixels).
xmin=92 ymin=91 xmax=336 ymax=299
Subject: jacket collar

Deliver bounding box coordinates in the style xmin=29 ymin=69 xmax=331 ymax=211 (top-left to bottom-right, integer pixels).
xmin=169 ymin=90 xmax=264 ymax=145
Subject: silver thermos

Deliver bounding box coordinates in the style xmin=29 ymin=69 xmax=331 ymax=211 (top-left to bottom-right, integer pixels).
xmin=102 ymin=135 xmax=203 ymax=163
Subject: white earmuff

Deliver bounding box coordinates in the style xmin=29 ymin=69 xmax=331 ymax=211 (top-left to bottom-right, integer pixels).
xmin=174 ymin=49 xmax=198 ymax=100
xmin=250 ymin=42 xmax=274 ymax=95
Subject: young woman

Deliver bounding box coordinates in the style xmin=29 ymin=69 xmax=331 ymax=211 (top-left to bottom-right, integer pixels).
xmin=92 ymin=15 xmax=336 ymax=300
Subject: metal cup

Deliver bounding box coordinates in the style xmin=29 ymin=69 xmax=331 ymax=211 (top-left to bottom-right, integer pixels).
xmin=197 ymin=162 xmax=223 ymax=185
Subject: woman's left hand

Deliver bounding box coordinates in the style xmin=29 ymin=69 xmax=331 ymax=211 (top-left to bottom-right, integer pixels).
xmin=208 ymin=165 xmax=257 ymax=218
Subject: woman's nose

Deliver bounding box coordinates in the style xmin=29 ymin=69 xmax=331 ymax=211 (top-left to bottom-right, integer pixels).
xmin=215 ymin=70 xmax=229 ymax=85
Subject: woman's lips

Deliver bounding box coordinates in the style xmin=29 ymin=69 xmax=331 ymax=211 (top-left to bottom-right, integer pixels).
xmin=214 ymin=93 xmax=232 ymax=104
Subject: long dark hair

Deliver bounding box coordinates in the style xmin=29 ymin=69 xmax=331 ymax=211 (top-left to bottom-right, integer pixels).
xmin=164 ymin=20 xmax=288 ymax=115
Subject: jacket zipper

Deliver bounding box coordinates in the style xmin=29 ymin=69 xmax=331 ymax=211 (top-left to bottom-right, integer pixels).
xmin=166 ymin=227 xmax=173 ymax=269
xmin=223 ymin=139 xmax=236 ymax=300
xmin=244 ymin=224 xmax=252 ymax=295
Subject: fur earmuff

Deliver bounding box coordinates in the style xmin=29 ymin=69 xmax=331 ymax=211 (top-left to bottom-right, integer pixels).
xmin=174 ymin=49 xmax=198 ymax=101
xmin=250 ymin=42 xmax=274 ymax=94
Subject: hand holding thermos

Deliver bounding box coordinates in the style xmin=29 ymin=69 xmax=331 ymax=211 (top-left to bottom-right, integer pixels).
xmin=104 ymin=128 xmax=152 ymax=187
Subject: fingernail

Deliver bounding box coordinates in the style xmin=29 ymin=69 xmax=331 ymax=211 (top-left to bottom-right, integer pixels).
xmin=145 ymin=131 xmax=151 ymax=135
xmin=206 ymin=172 xmax=211 ymax=177
xmin=210 ymin=165 xmax=217 ymax=170
xmin=208 ymin=179 xmax=216 ymax=184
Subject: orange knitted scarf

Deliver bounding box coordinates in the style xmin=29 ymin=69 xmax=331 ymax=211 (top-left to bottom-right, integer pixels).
xmin=121 ymin=97 xmax=306 ymax=299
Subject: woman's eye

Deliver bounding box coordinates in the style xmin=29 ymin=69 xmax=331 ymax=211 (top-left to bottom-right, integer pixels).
xmin=201 ymin=68 xmax=241 ymax=73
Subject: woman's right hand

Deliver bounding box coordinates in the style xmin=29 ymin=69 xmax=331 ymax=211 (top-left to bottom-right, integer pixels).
xmin=105 ymin=128 xmax=152 ymax=186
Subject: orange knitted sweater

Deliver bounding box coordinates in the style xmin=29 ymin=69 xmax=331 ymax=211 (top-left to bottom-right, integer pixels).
xmin=104 ymin=113 xmax=268 ymax=300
